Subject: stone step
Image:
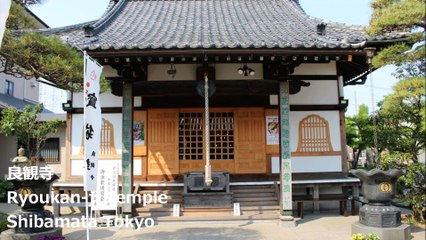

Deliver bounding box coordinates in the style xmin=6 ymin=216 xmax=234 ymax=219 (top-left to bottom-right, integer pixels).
xmin=231 ymin=188 xmax=275 ymax=194
xmin=138 ymin=190 xmax=183 ymax=195
xmin=231 ymin=185 xmax=274 ymax=189
xmin=234 ymin=197 xmax=277 ymax=202
xmin=233 ymin=192 xmax=275 ymax=198
xmin=182 ymin=207 xmax=232 ymax=212
xmin=137 ymin=193 xmax=183 ymax=201
xmin=239 ymin=201 xmax=278 ymax=207
xmin=136 ymin=207 xmax=174 ymax=213
xmin=240 ymin=205 xmax=280 ymax=211
xmin=136 ymin=212 xmax=279 ymax=222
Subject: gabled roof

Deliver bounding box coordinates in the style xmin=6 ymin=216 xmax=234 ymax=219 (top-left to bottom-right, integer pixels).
xmin=41 ymin=0 xmax=406 ymax=51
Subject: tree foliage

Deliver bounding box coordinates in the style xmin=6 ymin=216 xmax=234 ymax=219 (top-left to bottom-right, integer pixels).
xmin=375 ymin=77 xmax=425 ymax=162
xmin=368 ymin=0 xmax=425 ymax=79
xmin=0 ymin=104 xmax=61 ymax=159
xmin=0 ymin=1 xmax=109 ymax=91
xmin=346 ymin=105 xmax=375 ymax=168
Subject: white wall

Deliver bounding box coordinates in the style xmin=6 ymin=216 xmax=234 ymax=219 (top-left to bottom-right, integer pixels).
xmin=0 ymin=71 xmax=39 ymax=103
xmin=39 ymin=83 xmax=67 ymax=113
xmin=290 ymin=80 xmax=339 ymax=105
xmin=71 ymin=113 xmax=122 ymax=155
xmin=293 ymin=62 xmax=337 ymax=75
xmin=290 ymin=111 xmax=341 ymax=152
xmin=147 ymin=63 xmax=264 ymax=81
xmin=0 ymin=135 xmax=16 ymax=178
xmin=289 ymin=111 xmax=342 ymax=173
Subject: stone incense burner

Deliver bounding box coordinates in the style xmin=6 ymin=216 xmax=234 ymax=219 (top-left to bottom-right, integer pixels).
xmin=351 ymin=168 xmax=404 ymax=228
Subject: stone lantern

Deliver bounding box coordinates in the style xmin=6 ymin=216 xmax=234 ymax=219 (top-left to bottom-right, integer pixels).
xmin=351 ymin=168 xmax=411 ymax=240
xmin=0 ymin=148 xmax=62 ymax=239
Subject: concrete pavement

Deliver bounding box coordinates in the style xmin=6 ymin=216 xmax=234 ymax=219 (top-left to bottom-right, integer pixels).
xmin=61 ymin=214 xmax=425 ymax=240
xmin=1 ymin=203 xmax=425 ymax=240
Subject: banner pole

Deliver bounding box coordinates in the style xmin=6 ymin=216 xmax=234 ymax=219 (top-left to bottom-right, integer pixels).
xmin=85 ymin=187 xmax=90 ymax=239
xmin=83 ymin=50 xmax=91 ymax=240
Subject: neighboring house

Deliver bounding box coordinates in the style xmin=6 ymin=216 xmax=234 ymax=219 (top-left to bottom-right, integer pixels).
xmin=0 ymin=69 xmax=68 ymax=179
xmin=41 ymin=0 xmax=406 ymax=220
xmin=0 ymin=7 xmax=67 ymax=179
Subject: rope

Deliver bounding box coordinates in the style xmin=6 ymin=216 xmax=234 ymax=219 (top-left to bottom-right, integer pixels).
xmin=204 ymin=73 xmax=212 ymax=186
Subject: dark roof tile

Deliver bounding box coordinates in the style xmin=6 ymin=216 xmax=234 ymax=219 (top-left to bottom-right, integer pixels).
xmin=40 ymin=0 xmax=408 ymax=51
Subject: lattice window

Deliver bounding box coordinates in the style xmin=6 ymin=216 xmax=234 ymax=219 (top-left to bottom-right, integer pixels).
xmin=295 ymin=114 xmax=337 ymax=155
xmin=30 ymin=138 xmax=60 ymax=163
xmin=41 ymin=138 xmax=60 ymax=163
xmin=178 ymin=113 xmax=203 ymax=160
xmin=209 ymin=112 xmax=234 ymax=160
xmin=79 ymin=118 xmax=117 ymax=156
xmin=178 ymin=112 xmax=234 ymax=161
xmin=100 ymin=118 xmax=116 ymax=155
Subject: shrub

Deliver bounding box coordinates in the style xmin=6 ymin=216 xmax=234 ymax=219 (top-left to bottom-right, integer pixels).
xmin=0 ymin=212 xmax=9 ymax=233
xmin=399 ymin=162 xmax=426 ymax=222
xmin=0 ymin=180 xmax=13 ymax=202
xmin=352 ymin=233 xmax=381 ymax=240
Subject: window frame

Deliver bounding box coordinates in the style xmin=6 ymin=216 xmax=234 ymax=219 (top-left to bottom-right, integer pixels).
xmin=5 ymin=80 xmax=14 ymax=96
xmin=39 ymin=137 xmax=61 ymax=164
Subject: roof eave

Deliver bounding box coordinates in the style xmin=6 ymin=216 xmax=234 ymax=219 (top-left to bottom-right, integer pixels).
xmin=85 ymin=47 xmax=371 ymax=58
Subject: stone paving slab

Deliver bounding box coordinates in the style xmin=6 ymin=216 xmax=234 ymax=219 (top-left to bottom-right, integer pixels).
xmin=1 ymin=203 xmax=425 ymax=240
xmin=60 ymin=214 xmax=425 ymax=240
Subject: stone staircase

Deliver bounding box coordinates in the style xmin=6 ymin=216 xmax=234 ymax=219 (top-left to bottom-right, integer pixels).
xmin=135 ymin=183 xmax=280 ymax=222
xmin=231 ymin=183 xmax=280 ymax=218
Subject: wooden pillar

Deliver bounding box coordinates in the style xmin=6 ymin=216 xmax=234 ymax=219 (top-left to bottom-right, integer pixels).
xmin=279 ymin=80 xmax=293 ymax=219
xmin=122 ymin=82 xmax=134 ymax=216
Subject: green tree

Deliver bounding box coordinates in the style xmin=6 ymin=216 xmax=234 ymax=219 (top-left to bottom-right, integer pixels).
xmin=0 ymin=1 xmax=109 ymax=91
xmin=368 ymin=0 xmax=425 ymax=79
xmin=376 ymin=77 xmax=425 ymax=162
xmin=346 ymin=105 xmax=375 ymax=168
xmin=0 ymin=104 xmax=61 ymax=160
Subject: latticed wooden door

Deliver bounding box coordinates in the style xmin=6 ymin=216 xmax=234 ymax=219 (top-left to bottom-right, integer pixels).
xmin=234 ymin=108 xmax=267 ymax=173
xmin=178 ymin=109 xmax=236 ymax=173
xmin=147 ymin=109 xmax=179 ymax=178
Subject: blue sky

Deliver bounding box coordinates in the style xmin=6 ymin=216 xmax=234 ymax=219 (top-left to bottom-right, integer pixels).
xmin=30 ymin=0 xmax=398 ymax=116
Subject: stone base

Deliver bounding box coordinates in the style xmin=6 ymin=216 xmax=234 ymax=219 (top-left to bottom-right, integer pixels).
xmin=360 ymin=204 xmax=401 ymax=227
xmin=352 ymin=222 xmax=410 ymax=240
xmin=184 ymin=192 xmax=233 ymax=208
xmin=0 ymin=228 xmax=62 ymax=240
xmin=278 ymin=216 xmax=297 ymax=228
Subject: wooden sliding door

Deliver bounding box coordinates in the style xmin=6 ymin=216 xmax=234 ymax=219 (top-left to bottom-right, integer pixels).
xmin=234 ymin=108 xmax=267 ymax=173
xmin=147 ymin=109 xmax=179 ymax=179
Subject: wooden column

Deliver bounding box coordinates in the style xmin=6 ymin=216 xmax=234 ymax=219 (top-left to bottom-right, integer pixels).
xmin=279 ymin=80 xmax=293 ymax=218
xmin=122 ymin=82 xmax=134 ymax=216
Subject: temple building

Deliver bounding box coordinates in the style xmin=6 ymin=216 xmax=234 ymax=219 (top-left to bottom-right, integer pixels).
xmin=43 ymin=0 xmax=406 ymax=221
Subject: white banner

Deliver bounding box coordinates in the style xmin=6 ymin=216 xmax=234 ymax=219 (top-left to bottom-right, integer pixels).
xmin=83 ymin=51 xmax=103 ymax=191
xmin=91 ymin=163 xmax=119 ymax=211
xmin=0 ymin=0 xmax=11 ymax=48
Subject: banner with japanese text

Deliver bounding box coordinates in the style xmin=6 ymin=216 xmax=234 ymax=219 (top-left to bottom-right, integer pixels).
xmin=83 ymin=51 xmax=103 ymax=191
xmin=91 ymin=163 xmax=119 ymax=211
xmin=0 ymin=0 xmax=11 ymax=48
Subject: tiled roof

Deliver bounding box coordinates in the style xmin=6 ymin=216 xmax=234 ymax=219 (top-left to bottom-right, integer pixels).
xmin=41 ymin=0 xmax=407 ymax=51
xmin=0 ymin=93 xmax=51 ymax=113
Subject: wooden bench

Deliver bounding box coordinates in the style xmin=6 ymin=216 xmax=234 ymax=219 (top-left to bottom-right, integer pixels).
xmin=293 ymin=194 xmax=349 ymax=218
xmin=292 ymin=178 xmax=360 ymax=216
